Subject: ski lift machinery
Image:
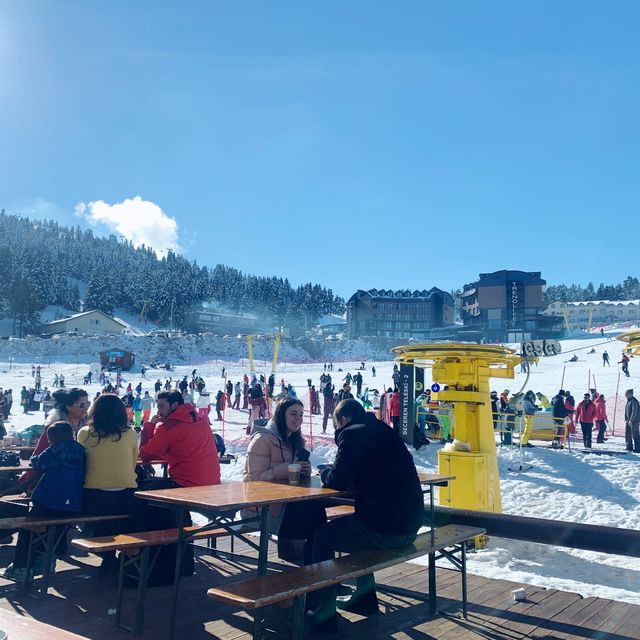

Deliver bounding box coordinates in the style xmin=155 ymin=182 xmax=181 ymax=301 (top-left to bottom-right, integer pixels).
xmin=617 ymin=327 xmax=640 ymax=355
xmin=391 ymin=339 xmax=561 ymax=532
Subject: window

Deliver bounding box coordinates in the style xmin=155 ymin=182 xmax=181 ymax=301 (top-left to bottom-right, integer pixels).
xmin=487 ymin=309 xmax=502 ymax=320
xmin=488 ymin=319 xmax=501 ymax=330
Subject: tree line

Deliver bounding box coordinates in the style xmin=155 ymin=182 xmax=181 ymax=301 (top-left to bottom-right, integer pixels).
xmin=0 ymin=210 xmax=345 ymax=335
xmin=543 ymin=277 xmax=640 ymax=306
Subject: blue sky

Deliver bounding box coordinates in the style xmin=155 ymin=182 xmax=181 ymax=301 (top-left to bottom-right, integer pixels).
xmin=1 ymin=1 xmax=639 ymax=300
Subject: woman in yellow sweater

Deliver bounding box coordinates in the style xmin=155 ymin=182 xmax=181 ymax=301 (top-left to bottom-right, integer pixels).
xmin=77 ymin=394 xmax=140 ymax=572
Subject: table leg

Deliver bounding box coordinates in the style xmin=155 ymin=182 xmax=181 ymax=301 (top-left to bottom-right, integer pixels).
xmin=429 ymin=487 xmax=435 ymax=543
xmin=257 ymin=505 xmax=270 ymax=576
xmin=461 ymin=542 xmax=468 ymax=619
xmin=168 ymin=509 xmax=185 ymax=640
xmin=428 ymin=551 xmax=436 ymax=617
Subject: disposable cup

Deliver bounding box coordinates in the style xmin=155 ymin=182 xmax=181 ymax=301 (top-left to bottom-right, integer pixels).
xmin=511 ymin=588 xmax=526 ymax=602
xmin=288 ymin=464 xmax=301 ymax=485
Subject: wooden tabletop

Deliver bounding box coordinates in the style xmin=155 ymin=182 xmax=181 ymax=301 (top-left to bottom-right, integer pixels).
xmin=135 ymin=480 xmax=344 ymax=511
xmin=418 ymin=472 xmax=455 ymax=485
xmin=0 ymin=608 xmax=90 ymax=639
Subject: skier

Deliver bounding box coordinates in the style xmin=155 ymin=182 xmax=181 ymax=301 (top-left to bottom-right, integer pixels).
xmin=603 ymin=351 xmax=610 ymax=366
xmin=619 ymin=353 xmax=631 ymax=377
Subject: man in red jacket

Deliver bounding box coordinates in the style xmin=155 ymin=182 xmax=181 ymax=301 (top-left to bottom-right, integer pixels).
xmin=140 ymin=390 xmax=220 ymax=487
xmin=575 ymin=393 xmax=597 ymax=449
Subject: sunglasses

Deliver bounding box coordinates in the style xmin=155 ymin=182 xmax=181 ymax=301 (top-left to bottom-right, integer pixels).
xmin=74 ymin=402 xmax=90 ymax=409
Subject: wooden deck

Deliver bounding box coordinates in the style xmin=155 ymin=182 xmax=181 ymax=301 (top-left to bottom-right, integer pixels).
xmin=0 ymin=535 xmax=637 ymax=639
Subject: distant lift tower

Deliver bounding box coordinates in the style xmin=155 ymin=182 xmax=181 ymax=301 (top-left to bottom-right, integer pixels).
xmin=246 ymin=333 xmax=283 ymax=376
xmin=391 ymin=343 xmax=522 ymax=515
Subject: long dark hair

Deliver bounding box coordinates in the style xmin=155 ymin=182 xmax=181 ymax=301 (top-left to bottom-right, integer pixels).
xmin=87 ymin=394 xmax=129 ymax=444
xmin=273 ymin=398 xmax=304 ymax=453
xmin=52 ymin=387 xmax=88 ymax=411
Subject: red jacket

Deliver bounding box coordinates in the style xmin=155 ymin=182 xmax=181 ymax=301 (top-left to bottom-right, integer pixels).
xmin=594 ymin=397 xmax=608 ymax=422
xmin=575 ymin=400 xmax=597 ymax=424
xmin=140 ymin=404 xmax=220 ymax=487
xmin=390 ymin=392 xmax=400 ymax=417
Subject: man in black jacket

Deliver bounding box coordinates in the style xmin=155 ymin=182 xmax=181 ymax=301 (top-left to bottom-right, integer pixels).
xmin=307 ymin=399 xmax=423 ymax=629
xmin=551 ymin=390 xmax=569 ymax=449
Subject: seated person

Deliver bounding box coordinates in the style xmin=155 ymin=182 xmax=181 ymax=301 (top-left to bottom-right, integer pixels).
xmin=3 ymin=421 xmax=85 ymax=581
xmin=307 ymin=399 xmax=424 ymax=630
xmin=244 ymin=398 xmax=326 ymax=565
xmin=140 ymin=390 xmax=220 ymax=488
xmin=138 ymin=390 xmax=221 ymax=585
xmin=77 ymin=394 xmax=140 ymax=573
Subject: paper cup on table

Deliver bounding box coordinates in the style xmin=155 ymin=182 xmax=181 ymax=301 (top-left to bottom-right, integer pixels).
xmin=511 ymin=588 xmax=526 ymax=602
xmin=288 ymin=464 xmax=301 ymax=485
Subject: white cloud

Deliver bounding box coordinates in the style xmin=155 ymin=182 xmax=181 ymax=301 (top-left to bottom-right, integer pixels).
xmin=75 ymin=196 xmax=179 ymax=257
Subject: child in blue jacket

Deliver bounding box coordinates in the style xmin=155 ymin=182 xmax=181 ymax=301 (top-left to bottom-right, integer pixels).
xmin=4 ymin=421 xmax=85 ymax=582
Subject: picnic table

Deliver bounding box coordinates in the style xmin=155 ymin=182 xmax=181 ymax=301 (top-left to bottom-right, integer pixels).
xmin=135 ymin=478 xmax=347 ymax=638
xmin=0 ymin=608 xmax=90 ymax=638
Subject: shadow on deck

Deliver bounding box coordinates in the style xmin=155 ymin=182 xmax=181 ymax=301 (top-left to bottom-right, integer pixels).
xmin=0 ymin=537 xmax=637 ymax=639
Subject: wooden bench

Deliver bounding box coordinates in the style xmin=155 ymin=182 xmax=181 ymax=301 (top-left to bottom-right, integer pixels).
xmin=72 ymin=525 xmax=231 ymax=635
xmin=0 ymin=607 xmax=91 ymax=638
xmin=0 ymin=513 xmax=130 ymax=596
xmin=208 ymin=524 xmax=485 ymax=640
xmin=325 ymin=504 xmax=354 ymax=520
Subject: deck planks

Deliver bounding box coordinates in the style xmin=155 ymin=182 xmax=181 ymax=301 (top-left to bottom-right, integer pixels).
xmin=0 ymin=535 xmax=636 ymax=639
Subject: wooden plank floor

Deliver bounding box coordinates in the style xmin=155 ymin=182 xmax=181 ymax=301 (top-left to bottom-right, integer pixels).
xmin=0 ymin=536 xmax=637 ymax=639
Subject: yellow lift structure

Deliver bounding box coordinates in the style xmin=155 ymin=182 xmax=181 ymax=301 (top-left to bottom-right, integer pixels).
xmin=617 ymin=328 xmax=640 ymax=355
xmin=391 ymin=343 xmax=522 ymax=516
xmin=246 ymin=333 xmax=283 ymax=375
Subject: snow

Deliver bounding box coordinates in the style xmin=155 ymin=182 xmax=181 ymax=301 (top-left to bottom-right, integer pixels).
xmin=1 ymin=331 xmax=639 ymax=604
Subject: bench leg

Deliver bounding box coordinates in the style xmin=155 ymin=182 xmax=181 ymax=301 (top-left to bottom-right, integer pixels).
xmin=292 ymin=595 xmax=306 ymax=640
xmin=115 ymin=552 xmax=125 ymax=627
xmin=257 ymin=506 xmax=270 ymax=576
xmin=134 ymin=548 xmax=150 ymax=635
xmin=428 ymin=551 xmax=436 ymax=617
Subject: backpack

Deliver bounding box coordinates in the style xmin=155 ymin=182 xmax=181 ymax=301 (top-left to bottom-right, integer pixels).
xmin=213 ymin=433 xmax=226 ymax=458
xmin=0 ymin=450 xmax=21 ymax=467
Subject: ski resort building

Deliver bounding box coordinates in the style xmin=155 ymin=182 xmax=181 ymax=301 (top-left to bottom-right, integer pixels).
xmin=544 ymin=299 xmax=640 ymax=330
xmin=194 ymin=310 xmax=258 ymax=335
xmin=346 ymin=288 xmax=454 ymax=339
xmin=459 ymin=270 xmax=562 ymax=342
xmin=42 ymin=310 xmax=128 ymax=336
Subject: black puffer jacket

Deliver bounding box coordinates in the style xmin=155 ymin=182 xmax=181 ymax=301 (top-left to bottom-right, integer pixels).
xmin=321 ymin=413 xmax=423 ymax=536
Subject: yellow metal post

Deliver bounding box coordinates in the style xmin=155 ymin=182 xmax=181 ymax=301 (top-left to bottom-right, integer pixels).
xmin=246 ymin=335 xmax=255 ymax=374
xmin=271 ymin=333 xmax=282 ymax=374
